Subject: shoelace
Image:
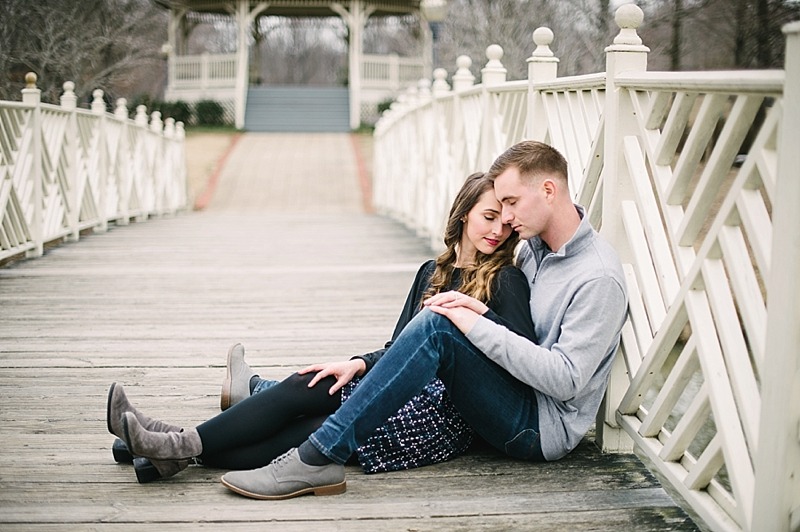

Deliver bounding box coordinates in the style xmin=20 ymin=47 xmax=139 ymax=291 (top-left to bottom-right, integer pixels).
xmin=271 ymin=450 xmax=295 ymax=470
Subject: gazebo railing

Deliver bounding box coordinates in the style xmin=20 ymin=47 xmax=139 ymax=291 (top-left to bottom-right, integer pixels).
xmin=372 ymin=6 xmax=800 ymax=532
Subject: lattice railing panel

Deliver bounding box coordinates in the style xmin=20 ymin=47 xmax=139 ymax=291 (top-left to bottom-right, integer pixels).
xmin=615 ymin=81 xmax=782 ymax=530
xmin=0 ymin=106 xmax=35 ymax=258
xmin=0 ymin=81 xmax=186 ymax=262
xmin=533 ymin=81 xmax=606 ymax=223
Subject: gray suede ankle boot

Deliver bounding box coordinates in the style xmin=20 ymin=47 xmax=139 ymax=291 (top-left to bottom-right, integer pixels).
xmin=107 ymin=382 xmax=182 ymax=439
xmin=107 ymin=382 xmax=183 ymax=464
xmin=122 ymin=411 xmax=203 ymax=461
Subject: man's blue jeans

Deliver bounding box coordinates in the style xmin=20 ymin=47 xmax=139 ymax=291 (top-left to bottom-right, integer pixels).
xmin=309 ymin=309 xmax=543 ymax=464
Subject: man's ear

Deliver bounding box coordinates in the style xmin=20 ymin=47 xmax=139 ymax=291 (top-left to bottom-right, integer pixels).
xmin=541 ymin=178 xmax=557 ymax=200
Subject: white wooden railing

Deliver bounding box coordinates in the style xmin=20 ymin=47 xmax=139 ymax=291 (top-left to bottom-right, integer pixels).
xmin=169 ymin=53 xmax=238 ymax=90
xmin=0 ymin=73 xmax=187 ymax=263
xmin=166 ymin=52 xmax=423 ymax=92
xmin=362 ymin=53 xmax=426 ymax=90
xmin=373 ymin=6 xmax=800 ymax=532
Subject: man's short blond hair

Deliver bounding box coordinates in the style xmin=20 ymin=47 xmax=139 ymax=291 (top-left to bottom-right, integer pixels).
xmin=487 ymin=141 xmax=568 ymax=185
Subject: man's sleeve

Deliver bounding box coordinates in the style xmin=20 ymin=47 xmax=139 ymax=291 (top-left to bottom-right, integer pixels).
xmin=466 ymin=276 xmax=626 ymax=400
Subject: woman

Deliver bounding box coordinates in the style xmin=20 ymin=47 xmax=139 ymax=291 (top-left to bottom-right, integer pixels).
xmin=107 ymin=172 xmax=535 ymax=483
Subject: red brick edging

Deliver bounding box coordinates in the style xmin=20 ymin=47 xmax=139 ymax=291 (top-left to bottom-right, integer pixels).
xmin=350 ymin=133 xmax=374 ymax=214
xmin=193 ymin=132 xmax=243 ymax=211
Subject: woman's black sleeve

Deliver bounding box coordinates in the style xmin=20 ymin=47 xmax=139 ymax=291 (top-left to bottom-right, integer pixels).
xmin=483 ymin=266 xmax=536 ymax=341
xmin=352 ymin=260 xmax=435 ymax=373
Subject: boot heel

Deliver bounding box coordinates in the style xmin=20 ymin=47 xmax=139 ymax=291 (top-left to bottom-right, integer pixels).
xmin=133 ymin=456 xmax=192 ymax=483
xmin=133 ymin=457 xmax=163 ymax=483
xmin=112 ymin=438 xmax=134 ymax=463
xmin=313 ymin=481 xmax=346 ymax=496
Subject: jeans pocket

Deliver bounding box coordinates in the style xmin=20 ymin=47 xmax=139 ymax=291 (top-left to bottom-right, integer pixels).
xmin=504 ymin=428 xmax=544 ymax=461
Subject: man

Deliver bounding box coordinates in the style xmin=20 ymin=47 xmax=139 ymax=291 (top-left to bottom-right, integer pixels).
xmin=220 ymin=140 xmax=629 ymax=500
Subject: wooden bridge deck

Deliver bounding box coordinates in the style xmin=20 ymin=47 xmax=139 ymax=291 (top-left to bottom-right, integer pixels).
xmin=0 ymin=133 xmax=696 ymax=530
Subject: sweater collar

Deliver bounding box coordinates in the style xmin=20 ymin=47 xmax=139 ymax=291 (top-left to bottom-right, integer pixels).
xmin=527 ymin=204 xmax=594 ymax=258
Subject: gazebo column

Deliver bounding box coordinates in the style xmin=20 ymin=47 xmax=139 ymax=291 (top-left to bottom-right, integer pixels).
xmin=167 ymin=8 xmax=189 ymax=56
xmin=332 ymin=0 xmax=375 ymax=130
xmin=232 ymin=0 xmax=269 ymax=129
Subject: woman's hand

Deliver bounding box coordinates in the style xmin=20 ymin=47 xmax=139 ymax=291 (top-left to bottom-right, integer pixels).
xmin=298 ymin=359 xmax=367 ymax=395
xmin=424 ymin=290 xmax=487 ymax=335
xmin=424 ymin=290 xmax=489 ymax=314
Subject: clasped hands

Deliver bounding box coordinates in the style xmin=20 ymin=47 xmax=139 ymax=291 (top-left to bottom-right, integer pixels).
xmin=301 ymin=291 xmax=486 ymax=395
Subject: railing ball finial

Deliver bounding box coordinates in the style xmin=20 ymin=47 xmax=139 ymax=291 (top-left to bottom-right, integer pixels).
xmin=60 ymin=81 xmax=77 ymax=110
xmin=91 ymin=89 xmax=106 ymax=114
xmin=532 ymin=27 xmax=555 ymax=58
xmin=452 ymin=55 xmax=475 ymax=92
xmin=613 ymin=3 xmax=644 ymax=46
xmin=485 ymin=44 xmax=504 ymax=66
xmin=432 ymin=67 xmax=450 ymax=95
xmin=150 ymin=110 xmax=163 ymax=132
xmin=482 ymin=44 xmax=507 ymax=86
xmin=135 ymin=104 xmax=148 ymax=127
xmin=115 ymin=98 xmax=128 ymax=119
xmin=164 ymin=117 xmax=175 ymax=138
xmin=25 ymin=72 xmax=38 ymax=89
xmin=418 ymin=77 xmax=432 ymax=98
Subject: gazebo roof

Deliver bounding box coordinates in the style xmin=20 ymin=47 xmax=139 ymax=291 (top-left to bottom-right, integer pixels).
xmin=154 ymin=0 xmax=421 ymax=17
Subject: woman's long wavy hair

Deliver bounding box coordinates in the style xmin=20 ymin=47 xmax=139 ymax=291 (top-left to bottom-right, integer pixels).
xmin=423 ymin=172 xmax=520 ymax=304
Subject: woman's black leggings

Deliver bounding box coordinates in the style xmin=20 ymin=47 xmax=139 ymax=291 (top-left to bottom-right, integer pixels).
xmin=196 ymin=372 xmax=341 ymax=470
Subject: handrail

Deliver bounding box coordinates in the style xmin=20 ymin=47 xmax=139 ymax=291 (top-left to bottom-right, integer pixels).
xmin=372 ymin=5 xmax=799 ymax=531
xmin=0 ymin=74 xmax=187 ymax=263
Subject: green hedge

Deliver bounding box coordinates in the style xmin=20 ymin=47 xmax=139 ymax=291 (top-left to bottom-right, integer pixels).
xmin=194 ymin=100 xmax=225 ymax=126
xmin=126 ymin=96 xmax=228 ymax=127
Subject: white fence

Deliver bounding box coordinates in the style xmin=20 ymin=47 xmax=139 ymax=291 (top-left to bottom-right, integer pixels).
xmin=167 ymin=52 xmax=423 ymax=93
xmin=373 ymin=6 xmax=799 ymax=532
xmin=169 ymin=53 xmax=238 ymax=90
xmin=0 ymin=73 xmax=188 ymax=263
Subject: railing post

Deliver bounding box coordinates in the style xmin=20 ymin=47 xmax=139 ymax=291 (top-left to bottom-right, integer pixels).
xmin=596 ymin=4 xmax=649 ymax=453
xmin=134 ymin=105 xmax=149 ymax=221
xmin=91 ymin=89 xmax=109 ymax=233
xmin=390 ymin=54 xmax=400 ymax=91
xmin=201 ymin=52 xmax=209 ymax=91
xmin=60 ymin=81 xmax=80 ymax=241
xmin=21 ymin=73 xmax=43 ymax=258
xmin=430 ymin=67 xmax=451 ymax=249
xmin=449 ymin=55 xmax=473 ymax=191
xmin=479 ymin=44 xmax=506 ymax=170
xmin=432 ymin=67 xmax=450 ymax=96
xmin=752 ymin=20 xmax=800 ymax=532
xmin=135 ymin=105 xmax=148 ymax=127
xmin=451 ymin=55 xmax=474 ymax=92
xmin=150 ymin=111 xmax=164 ymax=215
xmin=114 ymin=98 xmax=131 ymax=226
xmin=526 ymin=27 xmax=558 ymax=141
xmin=163 ymin=117 xmax=176 ymax=212
xmin=175 ymin=120 xmax=188 ymax=210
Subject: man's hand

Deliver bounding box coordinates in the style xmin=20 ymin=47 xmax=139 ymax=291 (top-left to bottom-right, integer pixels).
xmin=424 ymin=290 xmax=487 ymax=335
xmin=298 ymin=359 xmax=367 ymax=395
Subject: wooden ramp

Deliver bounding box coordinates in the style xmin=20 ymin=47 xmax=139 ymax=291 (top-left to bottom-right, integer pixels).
xmin=0 ymin=133 xmax=696 ymax=530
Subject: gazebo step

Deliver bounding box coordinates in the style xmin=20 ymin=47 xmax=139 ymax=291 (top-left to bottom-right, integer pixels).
xmin=245 ymin=86 xmax=350 ymax=132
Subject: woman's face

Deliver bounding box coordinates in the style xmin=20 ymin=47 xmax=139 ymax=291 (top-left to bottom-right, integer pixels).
xmin=458 ymin=189 xmax=513 ymax=266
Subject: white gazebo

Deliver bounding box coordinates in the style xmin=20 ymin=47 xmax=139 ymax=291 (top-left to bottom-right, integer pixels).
xmin=157 ymin=0 xmax=446 ymax=130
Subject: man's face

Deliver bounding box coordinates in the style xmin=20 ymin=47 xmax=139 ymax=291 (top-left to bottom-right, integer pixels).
xmin=493 ymin=166 xmax=550 ymax=240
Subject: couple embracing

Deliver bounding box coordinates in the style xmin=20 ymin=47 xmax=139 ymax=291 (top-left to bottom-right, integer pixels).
xmin=106 ymin=140 xmax=628 ymax=500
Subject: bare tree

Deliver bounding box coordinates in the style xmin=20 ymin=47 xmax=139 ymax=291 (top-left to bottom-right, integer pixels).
xmin=641 ymin=0 xmax=799 ymax=70
xmin=0 ymin=0 xmax=166 ymax=103
xmin=434 ymin=0 xmax=558 ymax=80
